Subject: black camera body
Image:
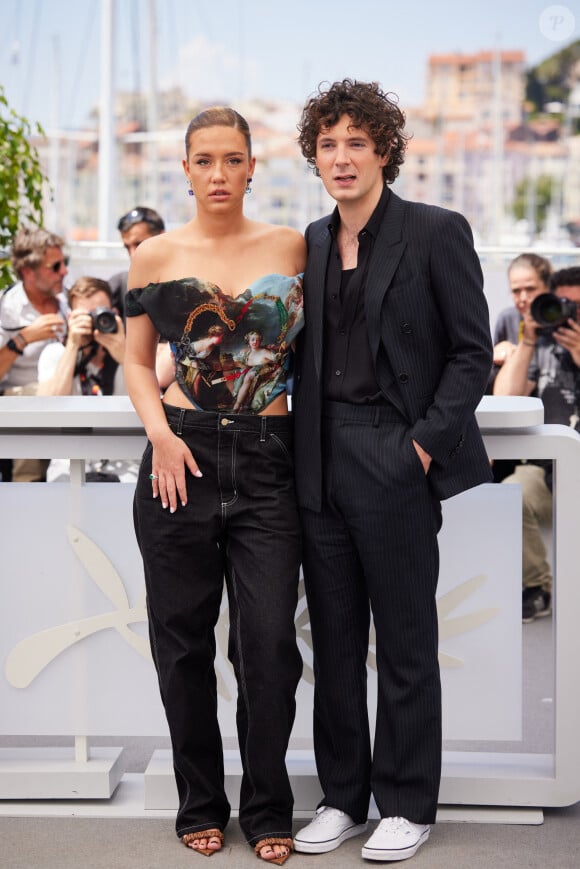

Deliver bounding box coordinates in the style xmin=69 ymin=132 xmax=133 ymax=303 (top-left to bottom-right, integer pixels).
xmin=90 ymin=307 xmax=118 ymax=334
xmin=530 ymin=293 xmax=577 ymax=334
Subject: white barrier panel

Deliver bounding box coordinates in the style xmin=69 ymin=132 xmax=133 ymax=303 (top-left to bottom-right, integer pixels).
xmin=0 ymin=481 xmax=521 ymax=742
xmin=2 ymin=395 xmax=580 ymax=810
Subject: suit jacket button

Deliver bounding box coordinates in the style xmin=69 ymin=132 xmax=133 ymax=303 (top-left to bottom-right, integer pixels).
xmin=398 ymin=372 xmax=409 ymax=383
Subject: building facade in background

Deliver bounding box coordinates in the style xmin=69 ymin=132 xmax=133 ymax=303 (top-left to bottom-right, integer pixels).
xmin=31 ymin=49 xmax=580 ymax=249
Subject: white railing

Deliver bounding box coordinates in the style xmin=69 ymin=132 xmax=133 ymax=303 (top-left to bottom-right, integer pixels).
xmin=1 ymin=395 xmax=579 ymax=820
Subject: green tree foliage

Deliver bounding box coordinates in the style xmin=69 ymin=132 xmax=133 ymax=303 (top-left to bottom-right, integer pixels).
xmin=0 ymin=85 xmax=49 ymax=289
xmin=512 ymin=175 xmax=554 ymax=236
xmin=525 ymin=39 xmax=580 ymax=120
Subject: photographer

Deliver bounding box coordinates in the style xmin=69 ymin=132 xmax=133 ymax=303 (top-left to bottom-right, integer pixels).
xmin=37 ymin=277 xmax=131 ymax=482
xmin=494 ymin=266 xmax=580 ymax=621
xmin=37 ymin=276 xmax=124 ymax=397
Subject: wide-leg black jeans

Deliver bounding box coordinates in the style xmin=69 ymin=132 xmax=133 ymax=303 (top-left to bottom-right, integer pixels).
xmin=134 ymin=404 xmax=303 ymax=845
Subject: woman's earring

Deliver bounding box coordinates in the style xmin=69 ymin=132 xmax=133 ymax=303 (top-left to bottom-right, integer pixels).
xmin=245 ymin=178 xmax=253 ymax=194
xmin=187 ymin=180 xmax=194 ymax=197
xmin=314 ymin=166 xmax=320 ymax=177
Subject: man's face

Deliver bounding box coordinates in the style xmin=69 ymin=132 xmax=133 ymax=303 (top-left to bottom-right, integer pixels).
xmin=71 ymin=290 xmax=112 ymax=315
xmin=120 ymin=222 xmax=159 ymax=258
xmin=315 ymin=114 xmax=387 ymax=207
xmin=24 ymin=246 xmax=68 ymax=296
xmin=555 ymin=284 xmax=580 ymax=321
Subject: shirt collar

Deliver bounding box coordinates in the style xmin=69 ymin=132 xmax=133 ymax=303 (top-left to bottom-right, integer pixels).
xmin=328 ymin=184 xmax=391 ymax=239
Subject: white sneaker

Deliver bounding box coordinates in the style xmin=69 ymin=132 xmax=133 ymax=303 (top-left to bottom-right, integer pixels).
xmin=294 ymin=805 xmax=368 ymax=854
xmin=361 ymin=816 xmax=430 ymax=861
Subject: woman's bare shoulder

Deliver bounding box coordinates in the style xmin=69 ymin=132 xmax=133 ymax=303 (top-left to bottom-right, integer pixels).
xmin=250 ymin=220 xmax=302 ymax=242
xmin=248 ymin=221 xmax=306 ymax=267
xmin=127 ymin=226 xmax=195 ymax=287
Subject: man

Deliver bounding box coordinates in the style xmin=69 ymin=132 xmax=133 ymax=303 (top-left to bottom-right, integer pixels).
xmin=108 ymin=206 xmax=165 ymax=315
xmin=494 ymin=265 xmax=580 ymax=622
xmin=292 ymin=80 xmax=492 ymax=862
xmin=37 ymin=276 xmax=125 ymax=397
xmin=0 ymin=226 xmax=69 ymax=481
xmin=37 ymin=276 xmax=135 ymax=482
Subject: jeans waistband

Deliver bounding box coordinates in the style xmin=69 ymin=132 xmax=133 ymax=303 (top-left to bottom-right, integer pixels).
xmin=322 ymin=399 xmax=406 ymax=425
xmin=162 ymin=401 xmax=293 ymax=434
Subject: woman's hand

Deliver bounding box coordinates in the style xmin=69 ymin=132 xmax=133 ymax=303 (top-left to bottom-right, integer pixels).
xmin=149 ymin=429 xmax=202 ymax=512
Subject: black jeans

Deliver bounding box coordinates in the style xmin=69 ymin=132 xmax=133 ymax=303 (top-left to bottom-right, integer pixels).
xmin=133 ymin=404 xmax=302 ymax=845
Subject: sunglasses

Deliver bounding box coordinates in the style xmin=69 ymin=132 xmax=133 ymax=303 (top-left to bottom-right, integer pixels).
xmin=45 ymin=256 xmax=70 ymax=274
xmin=117 ymin=207 xmax=165 ymax=234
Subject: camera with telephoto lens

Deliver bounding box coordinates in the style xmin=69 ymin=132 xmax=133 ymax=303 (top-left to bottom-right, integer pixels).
xmin=530 ymin=293 xmax=577 ymax=334
xmin=90 ymin=307 xmax=118 ymax=333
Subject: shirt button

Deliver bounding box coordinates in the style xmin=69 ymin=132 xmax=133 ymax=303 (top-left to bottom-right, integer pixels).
xmin=331 ymin=294 xmax=337 ymax=300
xmin=398 ymin=372 xmax=409 ymax=384
xmin=401 ymin=323 xmax=412 ymax=334
xmin=335 ymin=370 xmax=342 ymax=376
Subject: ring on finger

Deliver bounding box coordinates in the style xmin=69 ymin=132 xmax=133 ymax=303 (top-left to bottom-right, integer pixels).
xmin=149 ymin=473 xmax=158 ymax=481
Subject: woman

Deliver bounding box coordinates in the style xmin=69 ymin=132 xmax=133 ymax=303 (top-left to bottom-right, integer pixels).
xmin=492 ymin=253 xmax=552 ymax=367
xmin=124 ymin=107 xmax=306 ymax=865
xmin=490 ymin=253 xmax=552 ymax=481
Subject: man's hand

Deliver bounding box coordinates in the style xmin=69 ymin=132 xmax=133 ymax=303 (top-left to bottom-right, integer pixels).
xmin=94 ymin=315 xmax=125 ymax=364
xmin=554 ymin=319 xmax=580 ymax=367
xmin=65 ymin=310 xmax=95 ymax=348
xmin=412 ymin=439 xmax=432 ymax=474
xmin=20 ymin=313 xmax=66 ymax=345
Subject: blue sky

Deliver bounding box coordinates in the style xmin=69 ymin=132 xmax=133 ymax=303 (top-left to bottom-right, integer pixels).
xmin=1 ymin=0 xmax=578 ymax=130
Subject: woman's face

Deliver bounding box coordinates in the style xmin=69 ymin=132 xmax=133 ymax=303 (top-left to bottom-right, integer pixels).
xmin=509 ymin=265 xmax=548 ymax=315
xmin=183 ymin=126 xmax=255 ymax=211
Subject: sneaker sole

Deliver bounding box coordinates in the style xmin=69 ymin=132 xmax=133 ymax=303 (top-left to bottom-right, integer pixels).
xmin=522 ymin=609 xmax=552 ymax=624
xmin=361 ymin=828 xmax=429 ymax=861
xmin=294 ymin=822 xmax=368 ymax=854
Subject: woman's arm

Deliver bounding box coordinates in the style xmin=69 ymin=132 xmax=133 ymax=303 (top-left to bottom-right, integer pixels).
xmin=125 ymin=245 xmax=200 ymax=512
xmin=493 ymin=313 xmax=538 ymax=397
xmin=125 ymin=314 xmax=201 ymax=512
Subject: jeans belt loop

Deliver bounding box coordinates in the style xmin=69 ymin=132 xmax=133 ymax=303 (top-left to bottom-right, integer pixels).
xmin=176 ymin=408 xmax=186 ymax=436
xmin=260 ymin=417 xmax=267 ymax=443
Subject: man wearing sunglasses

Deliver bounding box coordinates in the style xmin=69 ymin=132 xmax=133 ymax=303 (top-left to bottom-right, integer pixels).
xmin=0 ymin=226 xmax=69 ymax=480
xmin=108 ymin=206 xmax=165 ymax=316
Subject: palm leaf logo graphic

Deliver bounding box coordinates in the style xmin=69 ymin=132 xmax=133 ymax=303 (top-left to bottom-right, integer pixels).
xmin=296 ymin=573 xmax=499 ymax=679
xmin=6 ymin=525 xmax=150 ymax=688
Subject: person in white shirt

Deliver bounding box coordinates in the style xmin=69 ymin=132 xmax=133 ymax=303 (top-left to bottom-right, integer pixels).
xmin=37 ymin=276 xmax=135 ymax=482
xmin=0 ymin=226 xmax=69 ymax=481
xmin=38 ymin=276 xmax=125 ymax=397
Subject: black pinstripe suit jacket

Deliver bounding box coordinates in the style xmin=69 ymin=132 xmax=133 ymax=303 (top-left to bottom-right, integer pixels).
xmin=293 ymin=190 xmax=494 ymax=509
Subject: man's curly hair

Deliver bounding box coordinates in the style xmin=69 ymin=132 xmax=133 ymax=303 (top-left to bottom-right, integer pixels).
xmin=297 ymin=79 xmax=408 ymax=185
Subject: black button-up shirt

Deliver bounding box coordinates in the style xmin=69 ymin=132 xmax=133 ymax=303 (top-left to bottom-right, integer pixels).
xmin=323 ymin=184 xmax=390 ymax=404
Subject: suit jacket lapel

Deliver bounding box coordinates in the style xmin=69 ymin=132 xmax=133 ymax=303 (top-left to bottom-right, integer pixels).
xmin=365 ymin=191 xmax=407 ymax=362
xmin=305 ymin=220 xmax=332 ymax=381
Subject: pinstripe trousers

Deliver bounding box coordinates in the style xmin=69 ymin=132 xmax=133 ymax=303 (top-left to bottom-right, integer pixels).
xmin=300 ymin=400 xmax=443 ymax=825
